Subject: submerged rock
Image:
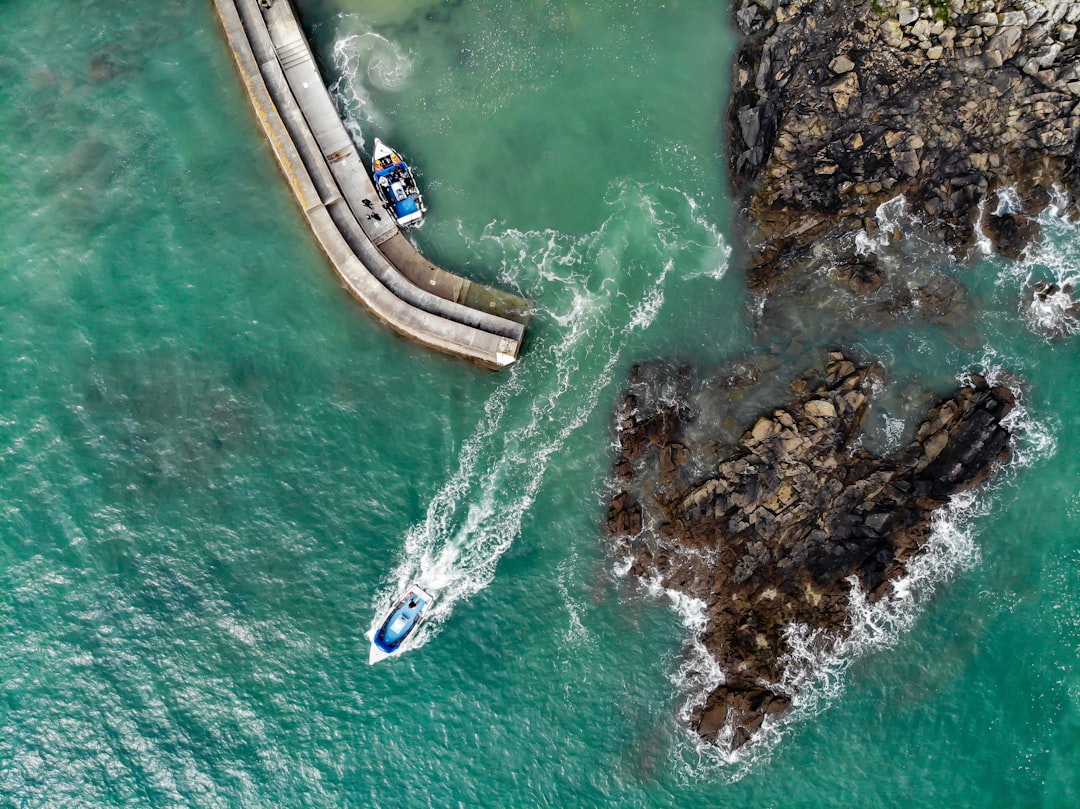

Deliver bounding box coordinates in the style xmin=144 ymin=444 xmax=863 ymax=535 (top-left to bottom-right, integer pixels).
xmin=605 ymin=353 xmax=1014 ymax=750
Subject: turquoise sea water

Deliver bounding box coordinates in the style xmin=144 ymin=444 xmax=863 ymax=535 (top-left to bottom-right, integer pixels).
xmin=1 ymin=1 xmax=1078 ymax=806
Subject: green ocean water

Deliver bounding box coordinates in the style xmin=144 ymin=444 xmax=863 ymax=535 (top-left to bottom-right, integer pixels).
xmin=1 ymin=0 xmax=1077 ymax=806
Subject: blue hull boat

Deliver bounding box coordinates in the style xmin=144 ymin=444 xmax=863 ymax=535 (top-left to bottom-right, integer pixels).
xmin=369 ymin=584 xmax=434 ymax=664
xmin=371 ymin=138 xmax=427 ymax=228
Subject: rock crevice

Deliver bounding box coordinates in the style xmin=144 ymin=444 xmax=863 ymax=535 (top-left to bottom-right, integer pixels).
xmin=606 ymin=354 xmax=1014 ymax=749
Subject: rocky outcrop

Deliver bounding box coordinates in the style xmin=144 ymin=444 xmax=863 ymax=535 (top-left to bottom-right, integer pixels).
xmin=729 ymin=0 xmax=1080 ymax=289
xmin=600 ymin=0 xmax=1054 ymax=754
xmin=606 ymin=353 xmax=1014 ymax=750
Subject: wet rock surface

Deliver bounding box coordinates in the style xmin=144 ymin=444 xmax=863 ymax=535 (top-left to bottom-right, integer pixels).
xmin=605 ymin=353 xmax=1014 ymax=750
xmin=600 ymin=0 xmax=1061 ymax=753
xmin=729 ymin=0 xmax=1080 ymax=291
xmin=1025 ymin=278 xmax=1080 ymax=335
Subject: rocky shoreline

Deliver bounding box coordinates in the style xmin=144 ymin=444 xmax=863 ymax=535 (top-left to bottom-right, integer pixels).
xmin=730 ymin=0 xmax=1080 ymax=290
xmin=606 ymin=354 xmax=1014 ymax=749
xmin=601 ymin=0 xmax=1080 ymax=751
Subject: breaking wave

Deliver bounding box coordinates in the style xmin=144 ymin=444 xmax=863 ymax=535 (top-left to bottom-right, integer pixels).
xmin=369 ymin=181 xmax=729 ymax=655
xmin=993 ymin=188 xmax=1080 ymax=339
xmin=855 ymin=194 xmax=910 ymax=256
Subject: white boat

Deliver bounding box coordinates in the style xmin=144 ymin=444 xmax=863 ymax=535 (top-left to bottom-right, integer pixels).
xmin=368 ymin=584 xmax=434 ymax=664
xmin=371 ymin=138 xmax=427 ymax=228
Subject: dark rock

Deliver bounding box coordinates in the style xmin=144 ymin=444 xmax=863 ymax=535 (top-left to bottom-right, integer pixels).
xmin=983 ymin=212 xmax=1042 ymax=260
xmin=837 ymin=255 xmax=885 ymax=295
xmin=604 ymin=353 xmax=1014 ymax=751
xmin=728 ymin=0 xmax=1080 ymax=288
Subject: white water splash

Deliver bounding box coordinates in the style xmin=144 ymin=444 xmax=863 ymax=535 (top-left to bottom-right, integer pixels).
xmin=680 ymin=197 xmax=731 ymax=281
xmin=328 ymin=23 xmax=414 ymax=151
xmin=960 ymin=353 xmax=1058 ymax=468
xmin=370 ymin=182 xmax=729 ymax=655
xmin=880 ymin=413 xmax=906 ymax=454
xmin=669 ymin=486 xmax=989 ymax=781
xmin=991 ymin=186 xmax=1080 ymax=338
xmin=855 ymin=194 xmax=909 ymax=256
xmin=973 ymin=195 xmax=995 ymax=257
xmin=970 ymin=183 xmax=1023 ymax=258
xmin=993 ymin=185 xmax=1023 ymax=216
xmin=628 ymin=572 xmax=729 ymax=735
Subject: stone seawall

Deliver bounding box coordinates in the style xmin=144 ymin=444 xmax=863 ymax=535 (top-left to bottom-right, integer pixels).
xmin=212 ymin=0 xmax=529 ymax=369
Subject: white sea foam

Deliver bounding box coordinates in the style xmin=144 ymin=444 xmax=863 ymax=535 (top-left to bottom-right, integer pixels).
xmin=677 ymin=196 xmax=731 ymax=281
xmin=628 ymin=259 xmax=672 ymax=331
xmin=668 ymin=487 xmax=989 ymax=782
xmin=855 ymin=194 xmax=909 ymax=256
xmin=993 ymin=185 xmax=1023 ymax=216
xmin=612 ymin=555 xmax=633 ymax=578
xmin=879 ymin=413 xmax=906 ymax=454
xmin=370 ymin=181 xmax=729 ymax=655
xmin=975 ymin=183 xmax=1034 ymax=257
xmin=960 ymin=351 xmax=1058 ymax=469
xmin=991 ymin=187 xmax=1080 ymax=338
xmin=973 ymin=195 xmax=995 ymax=256
xmin=327 ymin=22 xmax=414 ymax=150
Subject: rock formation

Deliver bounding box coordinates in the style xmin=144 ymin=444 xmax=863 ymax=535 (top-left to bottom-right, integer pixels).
xmin=602 ymin=0 xmax=1069 ymax=752
xmin=729 ymin=0 xmax=1080 ymax=289
xmin=606 ymin=354 xmax=1014 ymax=750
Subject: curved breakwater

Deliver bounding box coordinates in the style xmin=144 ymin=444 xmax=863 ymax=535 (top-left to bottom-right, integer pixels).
xmin=212 ymin=0 xmax=528 ymax=368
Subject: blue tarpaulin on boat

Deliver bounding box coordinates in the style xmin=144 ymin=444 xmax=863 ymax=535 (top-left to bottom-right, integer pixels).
xmin=394 ymin=197 xmax=420 ymax=218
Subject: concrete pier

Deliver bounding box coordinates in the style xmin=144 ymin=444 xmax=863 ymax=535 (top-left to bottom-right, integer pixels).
xmin=211 ymin=0 xmax=528 ymax=369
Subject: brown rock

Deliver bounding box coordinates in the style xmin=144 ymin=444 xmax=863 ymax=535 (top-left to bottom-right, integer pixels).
xmin=604 ymin=352 xmax=1015 ymax=751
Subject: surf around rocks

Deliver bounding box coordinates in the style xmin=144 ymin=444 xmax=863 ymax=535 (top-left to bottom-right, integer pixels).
xmin=602 ymin=0 xmax=1079 ymax=752
xmin=606 ymin=354 xmax=1013 ymax=749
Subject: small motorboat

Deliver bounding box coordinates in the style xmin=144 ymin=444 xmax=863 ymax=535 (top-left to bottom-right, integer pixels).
xmin=369 ymin=584 xmax=434 ymax=664
xmin=371 ymin=138 xmax=427 ymax=228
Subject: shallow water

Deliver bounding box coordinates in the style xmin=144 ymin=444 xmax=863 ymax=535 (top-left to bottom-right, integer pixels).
xmin=1 ymin=1 xmax=1078 ymax=806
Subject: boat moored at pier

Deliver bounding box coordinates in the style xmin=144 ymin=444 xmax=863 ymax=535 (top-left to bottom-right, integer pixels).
xmin=371 ymin=138 xmax=427 ymax=228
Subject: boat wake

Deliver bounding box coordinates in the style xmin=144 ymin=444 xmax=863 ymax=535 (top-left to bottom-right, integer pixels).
xmin=368 ymin=180 xmax=728 ymax=656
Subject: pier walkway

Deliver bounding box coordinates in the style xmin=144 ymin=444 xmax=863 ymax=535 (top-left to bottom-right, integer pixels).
xmin=212 ymin=0 xmax=528 ymax=368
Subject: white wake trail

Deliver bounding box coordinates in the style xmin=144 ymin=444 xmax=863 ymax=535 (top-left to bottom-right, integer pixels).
xmin=369 ymin=183 xmax=728 ymax=654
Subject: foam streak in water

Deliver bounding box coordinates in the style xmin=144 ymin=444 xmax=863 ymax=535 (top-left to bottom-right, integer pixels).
xmin=327 ymin=22 xmax=415 ymax=150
